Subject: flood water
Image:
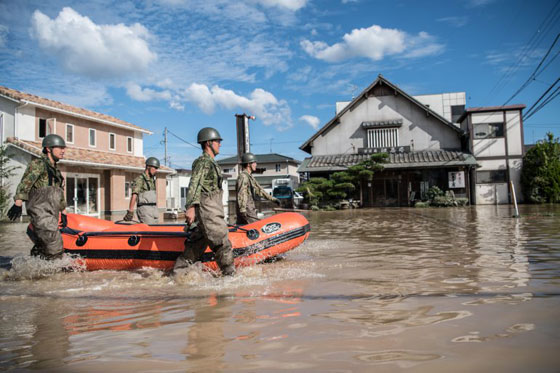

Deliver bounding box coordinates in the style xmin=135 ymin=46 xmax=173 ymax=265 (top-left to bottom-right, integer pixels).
xmin=1 ymin=205 xmax=559 ymax=372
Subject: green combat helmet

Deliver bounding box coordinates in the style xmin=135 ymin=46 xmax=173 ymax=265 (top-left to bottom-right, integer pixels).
xmin=146 ymin=157 xmax=160 ymax=168
xmin=197 ymin=127 xmax=222 ymax=144
xmin=241 ymin=152 xmax=256 ymax=164
xmin=42 ymin=134 xmax=66 ymax=148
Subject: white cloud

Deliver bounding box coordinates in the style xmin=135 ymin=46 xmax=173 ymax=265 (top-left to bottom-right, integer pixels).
xmin=31 ymin=7 xmax=156 ymax=79
xmin=301 ymin=24 xmax=444 ymax=62
xmin=466 ymin=0 xmax=497 ymax=7
xmin=254 ymin=0 xmax=308 ymax=11
xmin=125 ymin=82 xmax=172 ymax=101
xmin=0 ymin=25 xmax=8 ymax=47
xmin=184 ymin=83 xmax=292 ymax=128
xmin=437 ymin=16 xmax=468 ymax=28
xmin=299 ymin=115 xmax=320 ymax=129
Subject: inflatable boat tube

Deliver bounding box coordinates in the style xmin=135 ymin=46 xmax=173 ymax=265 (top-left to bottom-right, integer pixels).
xmin=56 ymin=212 xmax=310 ymax=271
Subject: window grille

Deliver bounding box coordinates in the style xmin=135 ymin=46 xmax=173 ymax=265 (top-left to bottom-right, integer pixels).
xmin=367 ymin=128 xmax=399 ymax=148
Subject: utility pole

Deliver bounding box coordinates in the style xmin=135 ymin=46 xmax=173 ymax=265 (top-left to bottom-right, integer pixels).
xmin=164 ymin=127 xmax=168 ymax=166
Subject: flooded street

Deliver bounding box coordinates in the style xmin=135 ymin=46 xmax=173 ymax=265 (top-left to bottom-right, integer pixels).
xmin=1 ymin=205 xmax=559 ymax=372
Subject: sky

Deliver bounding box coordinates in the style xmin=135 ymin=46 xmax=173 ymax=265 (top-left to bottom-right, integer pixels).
xmin=1 ymin=0 xmax=559 ymax=169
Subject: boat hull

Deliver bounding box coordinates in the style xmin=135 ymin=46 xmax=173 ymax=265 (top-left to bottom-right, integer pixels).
xmin=59 ymin=212 xmax=310 ymax=271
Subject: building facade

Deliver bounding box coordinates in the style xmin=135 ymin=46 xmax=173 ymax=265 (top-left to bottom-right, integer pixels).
xmin=0 ymin=85 xmax=173 ymax=219
xmin=299 ymin=75 xmax=479 ymax=207
xmin=458 ymin=105 xmax=525 ymax=204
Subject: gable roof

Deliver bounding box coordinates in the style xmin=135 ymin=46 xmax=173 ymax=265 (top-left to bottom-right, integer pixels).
xmin=217 ymin=153 xmax=301 ymax=165
xmin=0 ymin=85 xmax=152 ymax=134
xmin=299 ymin=74 xmax=463 ymax=154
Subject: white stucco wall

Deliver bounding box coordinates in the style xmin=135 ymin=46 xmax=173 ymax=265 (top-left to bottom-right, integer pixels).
xmin=509 ymin=158 xmax=524 ymax=203
xmin=414 ymin=92 xmax=465 ymax=123
xmin=311 ymin=94 xmax=461 ymax=156
xmin=476 ymin=183 xmax=509 ymax=205
xmin=473 ymin=138 xmax=506 ymax=157
xmin=0 ymin=97 xmax=17 ymax=142
xmin=15 ymin=104 xmax=36 ymax=141
xmin=506 ymin=111 xmax=523 ymax=156
xmin=134 ymin=132 xmax=143 ymax=157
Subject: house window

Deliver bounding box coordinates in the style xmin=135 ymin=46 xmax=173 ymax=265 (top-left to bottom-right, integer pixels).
xmin=66 ymin=124 xmax=74 ymax=144
xmin=127 ymin=137 xmax=133 ymax=153
xmin=89 ymin=128 xmax=96 ymax=147
xmin=275 ymin=164 xmax=281 ymax=172
xmin=125 ymin=181 xmax=131 ymax=198
xmin=367 ymin=128 xmax=399 ymax=148
xmin=109 ymin=133 xmax=116 ymax=150
xmin=451 ymin=105 xmax=465 ymax=123
xmin=474 ymin=122 xmax=504 ymax=139
xmin=39 ymin=118 xmax=48 ymax=138
xmin=477 ymin=170 xmax=507 ymax=183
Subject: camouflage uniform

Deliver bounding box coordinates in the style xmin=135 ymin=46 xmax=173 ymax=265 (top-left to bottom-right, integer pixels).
xmin=174 ymin=153 xmax=234 ymax=274
xmin=15 ymin=155 xmax=65 ymax=259
xmin=236 ymin=170 xmax=276 ymax=224
xmin=131 ymin=173 xmax=158 ymax=224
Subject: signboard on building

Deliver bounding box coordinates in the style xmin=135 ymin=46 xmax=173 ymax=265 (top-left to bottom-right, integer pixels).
xmin=448 ymin=171 xmax=465 ymax=188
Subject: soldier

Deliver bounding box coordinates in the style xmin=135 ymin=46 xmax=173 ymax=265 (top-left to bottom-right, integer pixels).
xmin=7 ymin=134 xmax=67 ymax=259
xmin=236 ymin=152 xmax=280 ymax=225
xmin=174 ymin=127 xmax=235 ymax=276
xmin=124 ymin=157 xmax=160 ymax=224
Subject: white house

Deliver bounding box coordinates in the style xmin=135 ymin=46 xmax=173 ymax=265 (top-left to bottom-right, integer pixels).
xmin=457 ymin=105 xmax=525 ymax=204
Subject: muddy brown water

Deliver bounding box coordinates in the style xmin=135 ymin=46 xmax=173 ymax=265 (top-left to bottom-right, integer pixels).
xmin=1 ymin=205 xmax=559 ymax=372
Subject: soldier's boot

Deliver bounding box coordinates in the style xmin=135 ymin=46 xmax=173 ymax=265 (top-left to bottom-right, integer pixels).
xmin=214 ymin=246 xmax=235 ymax=276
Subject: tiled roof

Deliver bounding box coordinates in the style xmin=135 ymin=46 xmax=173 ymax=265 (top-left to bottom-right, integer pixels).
xmin=6 ymin=137 xmax=174 ymax=173
xmin=0 ymin=86 xmax=151 ymax=134
xmin=298 ymin=150 xmax=477 ymax=172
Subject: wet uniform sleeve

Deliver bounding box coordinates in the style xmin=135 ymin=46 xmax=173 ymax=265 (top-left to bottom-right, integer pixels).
xmin=185 ymin=160 xmax=209 ymax=209
xmin=131 ymin=175 xmax=145 ymax=195
xmin=236 ymin=173 xmax=249 ymax=213
xmin=14 ymin=160 xmax=42 ymax=201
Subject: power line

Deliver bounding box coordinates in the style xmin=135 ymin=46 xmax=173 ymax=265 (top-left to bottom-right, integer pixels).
xmin=503 ymin=32 xmax=560 ymax=105
xmin=166 ymin=129 xmax=199 ymax=149
xmin=523 ymin=77 xmax=560 ymax=120
xmin=487 ymin=0 xmax=560 ymax=99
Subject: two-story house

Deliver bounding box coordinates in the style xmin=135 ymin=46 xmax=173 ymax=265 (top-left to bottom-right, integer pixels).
xmin=0 ymin=85 xmax=173 ymax=219
xmin=457 ymin=105 xmax=525 ymax=204
xmin=298 ymin=75 xmax=479 ymax=207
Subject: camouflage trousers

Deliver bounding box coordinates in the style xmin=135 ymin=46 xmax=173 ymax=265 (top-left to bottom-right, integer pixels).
xmin=174 ymin=190 xmax=234 ymax=275
xmin=236 ymin=197 xmax=258 ymax=225
xmin=26 ymin=186 xmax=64 ymax=259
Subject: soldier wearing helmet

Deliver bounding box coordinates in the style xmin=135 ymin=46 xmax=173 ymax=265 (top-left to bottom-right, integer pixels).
xmin=236 ymin=152 xmax=280 ymax=225
xmin=124 ymin=157 xmax=160 ymax=223
xmin=174 ymin=127 xmax=235 ymax=276
xmin=7 ymin=134 xmax=67 ymax=259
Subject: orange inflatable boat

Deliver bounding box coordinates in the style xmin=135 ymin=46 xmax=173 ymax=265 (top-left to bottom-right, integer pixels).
xmin=57 ymin=212 xmax=310 ymax=271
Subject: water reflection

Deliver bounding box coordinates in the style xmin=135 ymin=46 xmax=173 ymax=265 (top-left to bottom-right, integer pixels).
xmin=1 ymin=205 xmax=559 ymax=371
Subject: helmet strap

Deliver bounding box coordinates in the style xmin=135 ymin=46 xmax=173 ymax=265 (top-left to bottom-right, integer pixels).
xmin=47 ymin=148 xmax=59 ymax=163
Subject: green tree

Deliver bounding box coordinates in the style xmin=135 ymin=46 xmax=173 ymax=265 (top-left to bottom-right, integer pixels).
xmin=521 ymin=132 xmax=560 ymax=203
xmin=297 ymin=153 xmax=387 ymax=207
xmin=0 ymin=146 xmax=19 ymax=216
xmin=346 ymin=153 xmax=388 ymax=202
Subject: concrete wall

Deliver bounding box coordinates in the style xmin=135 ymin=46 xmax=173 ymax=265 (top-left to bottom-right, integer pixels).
xmin=311 ymin=94 xmax=462 ymax=156
xmin=414 ymin=92 xmax=465 ymax=124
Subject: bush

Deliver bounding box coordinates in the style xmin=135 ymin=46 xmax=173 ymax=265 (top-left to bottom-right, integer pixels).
xmin=521 ymin=132 xmax=560 ymax=203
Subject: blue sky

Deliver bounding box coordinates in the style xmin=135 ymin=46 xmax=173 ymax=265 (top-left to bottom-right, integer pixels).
xmin=1 ymin=0 xmax=559 ymax=169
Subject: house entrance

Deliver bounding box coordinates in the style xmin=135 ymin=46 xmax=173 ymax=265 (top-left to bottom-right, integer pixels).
xmin=66 ymin=174 xmax=100 ymax=216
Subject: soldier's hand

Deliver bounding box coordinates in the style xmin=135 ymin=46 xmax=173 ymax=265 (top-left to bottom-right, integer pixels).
xmin=60 ymin=213 xmax=68 ymax=227
xmin=123 ymin=210 xmax=134 ymax=221
xmin=185 ymin=207 xmax=196 ymax=226
xmin=7 ymin=204 xmax=22 ymax=221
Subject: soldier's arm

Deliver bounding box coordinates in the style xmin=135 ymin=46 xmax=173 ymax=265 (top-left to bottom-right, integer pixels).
xmin=131 ymin=175 xmax=143 ymax=195
xmin=184 ymin=161 xmax=209 ymax=209
xmin=14 ymin=160 xmax=42 ymax=201
xmin=236 ymin=174 xmax=249 ymax=213
xmin=253 ymin=177 xmax=275 ymax=201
